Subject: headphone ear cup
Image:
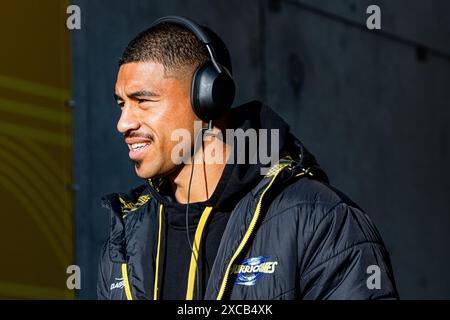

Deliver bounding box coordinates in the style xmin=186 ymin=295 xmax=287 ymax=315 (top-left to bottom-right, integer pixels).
xmin=191 ymin=62 xmax=235 ymax=122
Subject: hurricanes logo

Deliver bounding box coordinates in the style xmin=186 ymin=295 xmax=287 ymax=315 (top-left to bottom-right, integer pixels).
xmin=231 ymin=256 xmax=278 ymax=286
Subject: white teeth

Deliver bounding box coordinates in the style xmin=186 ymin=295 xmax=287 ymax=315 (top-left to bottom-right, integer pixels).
xmin=131 ymin=143 xmax=149 ymax=151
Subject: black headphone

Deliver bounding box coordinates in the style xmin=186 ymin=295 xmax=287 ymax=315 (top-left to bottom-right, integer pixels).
xmin=149 ymin=16 xmax=235 ymax=122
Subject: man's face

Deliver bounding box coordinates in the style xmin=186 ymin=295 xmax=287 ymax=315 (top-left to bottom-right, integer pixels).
xmin=115 ymin=61 xmax=196 ymax=178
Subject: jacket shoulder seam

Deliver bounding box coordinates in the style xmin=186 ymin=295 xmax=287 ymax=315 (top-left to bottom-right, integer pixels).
xmin=300 ymin=240 xmax=385 ymax=279
xmin=261 ymin=200 xmax=342 ymax=226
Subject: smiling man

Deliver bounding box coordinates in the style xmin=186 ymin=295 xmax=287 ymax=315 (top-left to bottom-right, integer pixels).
xmin=97 ymin=16 xmax=398 ymax=300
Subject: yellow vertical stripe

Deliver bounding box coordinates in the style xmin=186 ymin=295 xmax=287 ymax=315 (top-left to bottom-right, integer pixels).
xmin=153 ymin=203 xmax=164 ymax=300
xmin=186 ymin=206 xmax=214 ymax=300
xmin=121 ymin=263 xmax=132 ymax=300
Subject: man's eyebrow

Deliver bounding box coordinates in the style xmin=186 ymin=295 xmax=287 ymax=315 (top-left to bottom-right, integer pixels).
xmin=129 ymin=90 xmax=160 ymax=98
xmin=114 ymin=90 xmax=160 ymax=102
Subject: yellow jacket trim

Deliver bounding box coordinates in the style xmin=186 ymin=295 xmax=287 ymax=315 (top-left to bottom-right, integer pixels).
xmin=186 ymin=206 xmax=214 ymax=300
xmin=119 ymin=195 xmax=151 ymax=216
xmin=121 ymin=263 xmax=133 ymax=300
xmin=153 ymin=203 xmax=164 ymax=300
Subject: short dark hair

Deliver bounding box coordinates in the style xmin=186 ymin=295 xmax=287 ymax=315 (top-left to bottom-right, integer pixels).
xmin=119 ymin=22 xmax=232 ymax=76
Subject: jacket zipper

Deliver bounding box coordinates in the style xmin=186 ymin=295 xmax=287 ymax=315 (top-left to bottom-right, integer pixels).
xmin=153 ymin=203 xmax=164 ymax=300
xmin=216 ymin=166 xmax=285 ymax=300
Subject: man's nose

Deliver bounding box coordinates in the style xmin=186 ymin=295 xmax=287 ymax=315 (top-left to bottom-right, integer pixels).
xmin=117 ymin=106 xmax=140 ymax=135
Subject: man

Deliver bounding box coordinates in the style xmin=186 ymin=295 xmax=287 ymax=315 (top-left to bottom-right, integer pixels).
xmin=97 ymin=16 xmax=398 ymax=300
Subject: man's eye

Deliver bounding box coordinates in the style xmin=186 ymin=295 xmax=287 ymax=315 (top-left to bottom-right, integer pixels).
xmin=117 ymin=102 xmax=125 ymax=108
xmin=138 ymin=99 xmax=151 ymax=104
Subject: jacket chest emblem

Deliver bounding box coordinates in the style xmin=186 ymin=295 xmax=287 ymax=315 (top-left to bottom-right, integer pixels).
xmin=231 ymin=256 xmax=278 ymax=286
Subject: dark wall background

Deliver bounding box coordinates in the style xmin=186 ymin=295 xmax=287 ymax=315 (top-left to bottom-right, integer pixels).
xmin=72 ymin=0 xmax=450 ymax=299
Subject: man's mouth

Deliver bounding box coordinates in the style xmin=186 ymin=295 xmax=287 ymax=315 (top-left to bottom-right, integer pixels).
xmin=127 ymin=141 xmax=151 ymax=161
xmin=131 ymin=142 xmax=149 ymax=151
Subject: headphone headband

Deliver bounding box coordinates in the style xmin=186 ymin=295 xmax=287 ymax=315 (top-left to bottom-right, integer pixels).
xmin=149 ymin=15 xmax=212 ymax=44
xmin=149 ymin=16 xmax=223 ymax=73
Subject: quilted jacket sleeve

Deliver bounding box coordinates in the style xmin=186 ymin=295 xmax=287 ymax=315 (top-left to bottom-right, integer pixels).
xmin=298 ymin=202 xmax=399 ymax=300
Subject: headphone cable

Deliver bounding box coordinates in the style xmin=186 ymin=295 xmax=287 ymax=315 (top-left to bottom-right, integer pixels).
xmin=185 ymin=120 xmax=213 ymax=300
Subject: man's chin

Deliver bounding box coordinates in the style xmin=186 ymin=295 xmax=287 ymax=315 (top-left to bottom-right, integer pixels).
xmin=132 ymin=160 xmax=169 ymax=180
xmin=132 ymin=160 xmax=153 ymax=179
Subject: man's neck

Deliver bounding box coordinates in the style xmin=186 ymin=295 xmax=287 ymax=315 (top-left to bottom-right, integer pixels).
xmin=168 ymin=129 xmax=230 ymax=204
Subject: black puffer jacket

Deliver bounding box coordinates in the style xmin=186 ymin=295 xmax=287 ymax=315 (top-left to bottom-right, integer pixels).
xmin=97 ymin=101 xmax=398 ymax=300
